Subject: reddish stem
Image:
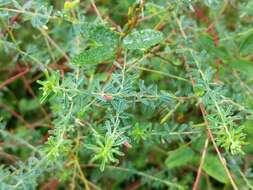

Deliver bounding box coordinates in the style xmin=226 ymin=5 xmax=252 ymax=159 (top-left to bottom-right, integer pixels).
xmin=0 ymin=68 xmax=30 ymax=89
xmin=0 ymin=103 xmax=32 ymax=128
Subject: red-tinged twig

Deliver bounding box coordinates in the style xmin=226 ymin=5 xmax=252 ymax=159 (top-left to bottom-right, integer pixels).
xmin=199 ymin=102 xmax=238 ymax=190
xmin=49 ymin=179 xmax=59 ymax=190
xmin=189 ymin=62 xmax=237 ymax=189
xmin=60 ymin=68 xmax=65 ymax=79
xmin=0 ymin=68 xmax=30 ymax=89
xmin=0 ymin=151 xmax=19 ymax=163
xmin=215 ymin=59 xmax=221 ymax=81
xmin=0 ymin=103 xmax=32 ymax=128
xmin=191 ymin=8 xmax=238 ymax=186
xmin=206 ymin=128 xmax=238 ymax=190
xmin=48 ymin=62 xmax=72 ymax=73
xmin=0 ymin=67 xmax=27 ymax=72
xmin=194 ymin=84 xmax=238 ymax=190
xmin=189 ymin=80 xmax=238 ymax=190
xmin=40 ymin=179 xmax=59 ymax=190
xmin=192 ymin=138 xmax=209 ymax=190
xmin=124 ymin=180 xmax=141 ymax=190
xmin=175 ymin=16 xmax=238 ymax=190
xmin=0 ymin=14 xmax=20 ymax=37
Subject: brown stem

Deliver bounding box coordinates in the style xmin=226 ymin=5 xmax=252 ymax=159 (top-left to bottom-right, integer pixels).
xmin=0 ymin=68 xmax=30 ymax=89
xmin=192 ymin=138 xmax=209 ymax=190
xmin=0 ymin=103 xmax=32 ymax=128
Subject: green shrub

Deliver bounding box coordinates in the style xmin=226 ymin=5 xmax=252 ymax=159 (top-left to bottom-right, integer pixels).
xmin=1 ymin=0 xmax=253 ymax=189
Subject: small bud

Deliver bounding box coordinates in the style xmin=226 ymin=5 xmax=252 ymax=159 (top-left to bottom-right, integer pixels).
xmin=123 ymin=141 xmax=132 ymax=148
xmin=103 ymin=95 xmax=113 ymax=101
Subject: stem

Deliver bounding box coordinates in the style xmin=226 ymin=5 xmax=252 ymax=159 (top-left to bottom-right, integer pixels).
xmin=174 ymin=13 xmax=238 ymax=190
xmin=192 ymin=138 xmax=209 ymax=190
xmin=0 ymin=68 xmax=30 ymax=89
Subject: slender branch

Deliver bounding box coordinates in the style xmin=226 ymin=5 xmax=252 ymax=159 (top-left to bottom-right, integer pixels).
xmin=0 ymin=68 xmax=30 ymax=89
xmin=160 ymin=101 xmax=182 ymax=124
xmin=0 ymin=104 xmax=32 ymax=128
xmin=83 ymin=164 xmax=184 ymax=189
xmin=192 ymin=138 xmax=209 ymax=190
xmin=90 ymin=0 xmax=103 ymax=22
xmin=0 ymin=8 xmax=57 ymax=20
xmin=174 ymin=14 xmax=238 ymax=190
xmin=39 ymin=28 xmax=70 ymax=62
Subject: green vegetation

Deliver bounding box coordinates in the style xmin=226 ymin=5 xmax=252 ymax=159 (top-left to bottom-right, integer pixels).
xmin=0 ymin=0 xmax=253 ymax=189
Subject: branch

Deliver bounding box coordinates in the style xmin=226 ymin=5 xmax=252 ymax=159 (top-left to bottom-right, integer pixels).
xmin=192 ymin=138 xmax=209 ymax=190
xmin=0 ymin=68 xmax=30 ymax=89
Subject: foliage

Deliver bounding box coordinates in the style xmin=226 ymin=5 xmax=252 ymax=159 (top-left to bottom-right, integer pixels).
xmin=0 ymin=0 xmax=253 ymax=189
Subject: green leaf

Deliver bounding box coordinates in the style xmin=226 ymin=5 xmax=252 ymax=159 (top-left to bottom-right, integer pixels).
xmin=165 ymin=146 xmax=194 ymax=168
xmin=72 ymin=47 xmax=116 ymax=65
xmin=239 ymin=32 xmax=253 ymax=56
xmin=197 ymin=33 xmax=230 ymax=60
xmin=71 ymin=25 xmax=119 ymax=66
xmin=85 ymin=25 xmax=119 ymax=47
xmin=203 ymin=154 xmax=229 ymax=184
xmin=123 ymin=29 xmax=164 ymax=50
xmin=31 ymin=5 xmax=52 ymax=28
xmin=213 ymin=46 xmax=230 ymax=60
xmin=197 ymin=33 xmax=215 ymax=51
xmin=229 ymin=59 xmax=253 ymax=75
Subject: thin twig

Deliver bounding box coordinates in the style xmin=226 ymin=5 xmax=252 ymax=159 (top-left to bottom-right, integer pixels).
xmin=160 ymin=101 xmax=182 ymax=124
xmin=192 ymin=138 xmax=209 ymax=190
xmin=175 ymin=14 xmax=238 ymax=190
xmin=90 ymin=0 xmax=103 ymax=22
xmin=0 ymin=104 xmax=32 ymax=129
xmin=39 ymin=28 xmax=70 ymax=62
xmin=83 ymin=164 xmax=184 ymax=189
xmin=0 ymin=68 xmax=30 ymax=89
